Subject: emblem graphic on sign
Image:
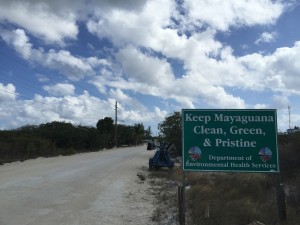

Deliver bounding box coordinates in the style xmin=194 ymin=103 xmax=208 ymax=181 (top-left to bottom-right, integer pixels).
xmin=259 ymin=147 xmax=272 ymax=162
xmin=188 ymin=146 xmax=201 ymax=161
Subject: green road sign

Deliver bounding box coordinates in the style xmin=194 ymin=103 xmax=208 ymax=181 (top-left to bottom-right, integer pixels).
xmin=182 ymin=109 xmax=279 ymax=173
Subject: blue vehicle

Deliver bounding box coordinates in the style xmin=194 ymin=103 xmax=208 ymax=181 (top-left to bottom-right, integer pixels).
xmin=147 ymin=140 xmax=156 ymax=150
xmin=149 ymin=143 xmax=175 ymax=170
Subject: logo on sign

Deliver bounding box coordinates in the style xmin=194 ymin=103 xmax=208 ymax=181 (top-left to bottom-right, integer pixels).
xmin=188 ymin=146 xmax=201 ymax=161
xmin=259 ymin=147 xmax=272 ymax=162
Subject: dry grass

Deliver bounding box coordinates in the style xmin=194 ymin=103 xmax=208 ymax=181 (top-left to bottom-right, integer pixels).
xmin=148 ymin=133 xmax=300 ymax=225
xmin=185 ymin=172 xmax=278 ymax=225
xmin=149 ymin=167 xmax=300 ymax=225
xmin=147 ymin=167 xmax=182 ymax=224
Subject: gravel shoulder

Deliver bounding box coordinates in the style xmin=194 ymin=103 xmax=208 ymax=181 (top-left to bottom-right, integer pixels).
xmin=0 ymin=145 xmax=156 ymax=225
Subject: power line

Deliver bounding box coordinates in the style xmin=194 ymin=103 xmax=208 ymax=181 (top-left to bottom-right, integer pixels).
xmin=0 ymin=25 xmax=124 ymax=129
xmin=0 ymin=26 xmax=117 ymax=111
xmin=0 ymin=87 xmax=108 ymax=121
xmin=0 ymin=25 xmax=108 ymax=99
xmin=0 ymin=87 xmax=58 ymax=108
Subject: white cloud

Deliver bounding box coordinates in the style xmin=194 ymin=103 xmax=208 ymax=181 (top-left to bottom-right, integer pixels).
xmin=0 ymin=0 xmax=150 ymax=46
xmin=272 ymin=95 xmax=290 ymax=109
xmin=43 ymin=83 xmax=75 ymax=96
xmin=36 ymin=74 xmax=50 ymax=83
xmin=45 ymin=50 xmax=94 ymax=81
xmin=267 ymin=41 xmax=300 ymax=92
xmin=238 ymin=41 xmax=300 ymax=94
xmin=89 ymin=69 xmax=113 ymax=94
xmin=108 ymin=89 xmax=147 ymax=111
xmin=87 ymin=0 xmax=175 ymax=47
xmin=84 ymin=0 xmax=289 ymax=112
xmin=0 ymin=1 xmax=79 ymax=45
xmin=183 ymin=0 xmax=283 ymax=31
xmin=90 ymin=0 xmax=147 ymax=12
xmin=154 ymin=106 xmax=168 ymax=120
xmin=255 ymin=32 xmax=277 ymax=44
xmin=254 ymin=104 xmax=268 ymax=109
xmin=0 ymin=91 xmax=111 ymax=129
xmin=0 ymin=29 xmax=33 ymax=59
xmin=0 ymin=88 xmax=163 ymax=131
xmin=1 ymin=0 xmax=284 ymax=114
xmin=203 ymin=86 xmax=246 ymax=108
xmin=0 ymin=28 xmax=110 ymax=81
xmin=0 ymin=0 xmax=299 ymax=133
xmin=0 ymin=83 xmax=17 ymax=102
xmin=116 ymin=45 xmax=175 ymax=85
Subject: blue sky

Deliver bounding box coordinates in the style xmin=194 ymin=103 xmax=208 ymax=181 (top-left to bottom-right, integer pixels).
xmin=0 ymin=0 xmax=300 ymax=134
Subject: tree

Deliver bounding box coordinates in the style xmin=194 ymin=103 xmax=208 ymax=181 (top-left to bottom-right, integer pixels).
xmin=96 ymin=117 xmax=114 ymax=134
xmin=133 ymin=123 xmax=145 ymax=145
xmin=158 ymin=111 xmax=182 ymax=156
xmin=96 ymin=117 xmax=115 ymax=148
xmin=117 ymin=124 xmax=135 ymax=146
xmin=38 ymin=121 xmax=75 ymax=148
xmin=144 ymin=126 xmax=152 ymax=140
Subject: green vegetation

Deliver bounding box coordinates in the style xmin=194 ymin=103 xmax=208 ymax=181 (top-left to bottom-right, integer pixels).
xmin=0 ymin=119 xmax=151 ymax=165
xmin=158 ymin=111 xmax=182 ymax=156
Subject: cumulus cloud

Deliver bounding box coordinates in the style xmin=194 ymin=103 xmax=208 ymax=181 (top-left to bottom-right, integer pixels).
xmin=0 ymin=83 xmax=17 ymax=102
xmin=0 ymin=91 xmax=110 ymax=129
xmin=0 ymin=1 xmax=79 ymax=45
xmin=0 ymin=29 xmax=33 ymax=59
xmin=0 ymin=0 xmax=299 ymax=132
xmin=238 ymin=41 xmax=300 ymax=94
xmin=43 ymin=83 xmax=75 ymax=96
xmin=89 ymin=5 xmax=299 ymax=113
xmin=116 ymin=46 xmax=175 ymax=85
xmin=272 ymin=95 xmax=290 ymax=109
xmin=267 ymin=41 xmax=300 ymax=92
xmin=87 ymin=0 xmax=175 ymax=47
xmin=84 ymin=0 xmax=294 ymax=113
xmin=255 ymin=32 xmax=277 ymax=44
xmin=108 ymin=88 xmax=147 ymax=111
xmin=0 ymin=0 xmax=149 ymax=45
xmin=183 ymin=0 xmax=283 ymax=31
xmin=90 ymin=0 xmax=147 ymax=12
xmin=0 ymin=28 xmax=109 ymax=81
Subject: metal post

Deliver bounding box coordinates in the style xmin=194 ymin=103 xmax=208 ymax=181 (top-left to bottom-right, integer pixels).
xmin=275 ymin=173 xmax=286 ymax=222
xmin=178 ymin=186 xmax=183 ymax=224
xmin=115 ymin=101 xmax=118 ymax=148
xmin=182 ymin=171 xmax=186 ymax=225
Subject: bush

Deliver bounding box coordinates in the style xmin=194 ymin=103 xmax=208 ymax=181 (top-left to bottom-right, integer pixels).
xmin=278 ymin=133 xmax=300 ymax=178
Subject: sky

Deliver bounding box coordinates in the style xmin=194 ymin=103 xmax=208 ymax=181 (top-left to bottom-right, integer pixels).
xmin=0 ymin=0 xmax=300 ymax=134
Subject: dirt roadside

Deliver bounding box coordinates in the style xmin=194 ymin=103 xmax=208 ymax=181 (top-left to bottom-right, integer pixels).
xmin=0 ymin=146 xmax=162 ymax=225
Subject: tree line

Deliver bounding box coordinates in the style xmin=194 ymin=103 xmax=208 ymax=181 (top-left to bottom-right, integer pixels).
xmin=0 ymin=118 xmax=152 ymax=165
xmin=2 ymin=110 xmax=298 ymax=176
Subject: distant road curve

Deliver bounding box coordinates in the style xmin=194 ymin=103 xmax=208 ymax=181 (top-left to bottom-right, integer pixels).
xmin=0 ymin=145 xmax=155 ymax=225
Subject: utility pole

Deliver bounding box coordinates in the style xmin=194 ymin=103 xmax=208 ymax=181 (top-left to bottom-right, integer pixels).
xmin=288 ymin=105 xmax=291 ymax=129
xmin=115 ymin=101 xmax=118 ymax=148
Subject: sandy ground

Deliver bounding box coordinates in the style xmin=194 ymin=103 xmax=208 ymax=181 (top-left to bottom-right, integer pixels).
xmin=0 ymin=145 xmax=156 ymax=225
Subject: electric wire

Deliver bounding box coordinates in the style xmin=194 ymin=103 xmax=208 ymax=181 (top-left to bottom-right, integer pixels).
xmin=0 ymin=87 xmax=103 ymax=122
xmin=1 ymin=25 xmax=108 ymax=99
xmin=0 ymin=33 xmax=65 ymax=96
xmin=0 ymin=25 xmax=117 ymax=120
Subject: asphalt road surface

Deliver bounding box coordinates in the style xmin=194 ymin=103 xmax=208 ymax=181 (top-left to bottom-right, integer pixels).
xmin=0 ymin=145 xmax=155 ymax=225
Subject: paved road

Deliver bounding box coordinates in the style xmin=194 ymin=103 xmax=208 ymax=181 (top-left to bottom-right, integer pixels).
xmin=0 ymin=145 xmax=155 ymax=225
